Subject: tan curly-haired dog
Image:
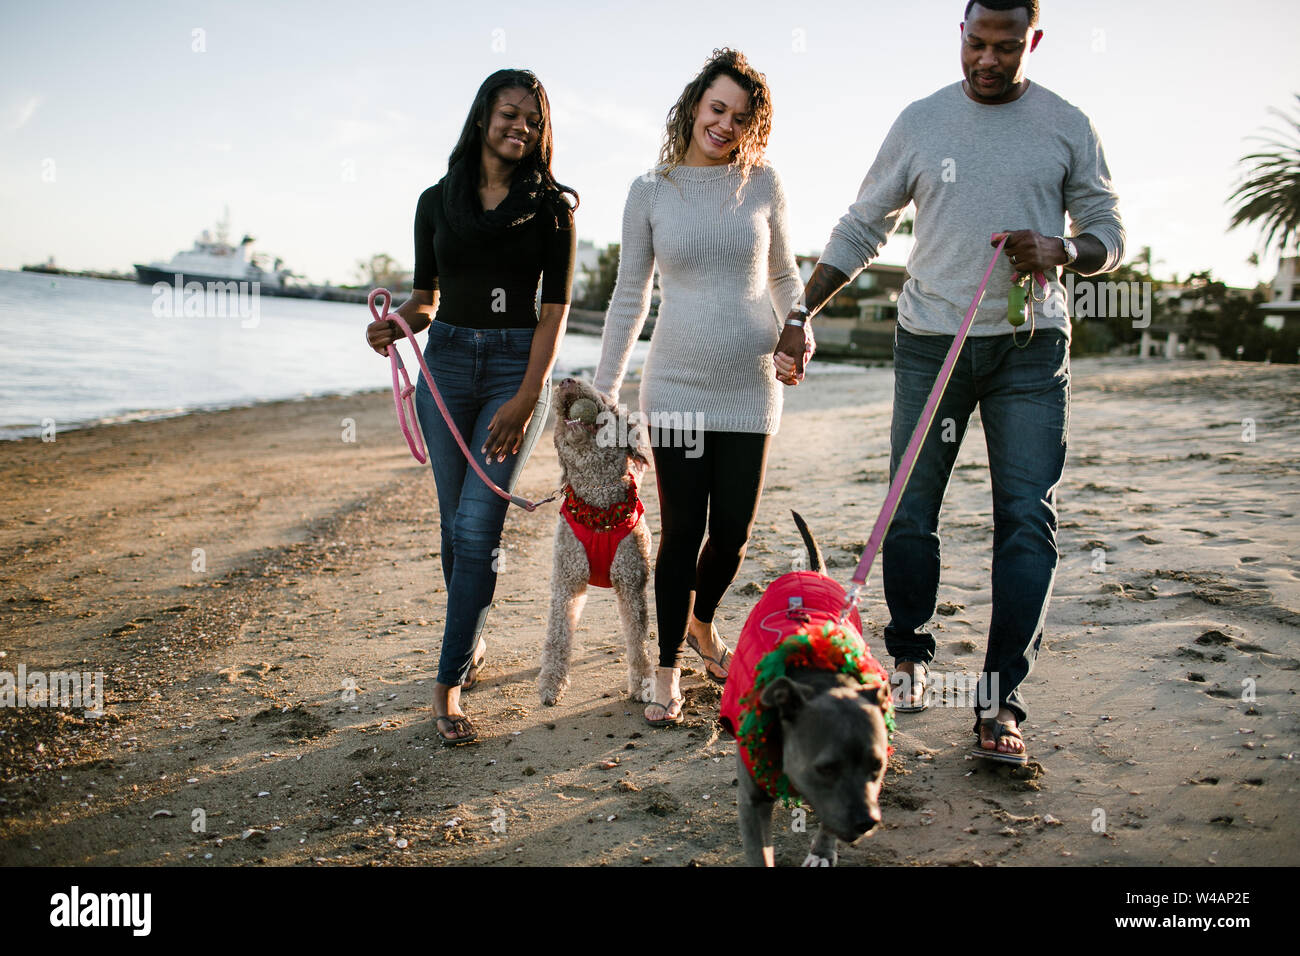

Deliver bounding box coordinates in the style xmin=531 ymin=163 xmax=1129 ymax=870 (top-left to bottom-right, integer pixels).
xmin=538 ymin=378 xmax=654 ymax=706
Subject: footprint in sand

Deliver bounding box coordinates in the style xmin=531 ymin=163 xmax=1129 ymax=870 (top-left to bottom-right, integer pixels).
xmin=216 ymin=661 xmax=275 ymax=683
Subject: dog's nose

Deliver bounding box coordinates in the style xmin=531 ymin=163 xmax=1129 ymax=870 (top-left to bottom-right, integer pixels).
xmin=853 ymin=806 xmax=882 ymax=836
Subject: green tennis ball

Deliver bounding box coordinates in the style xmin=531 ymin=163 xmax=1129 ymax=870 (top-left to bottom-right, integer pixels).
xmin=568 ymin=397 xmax=599 ymax=425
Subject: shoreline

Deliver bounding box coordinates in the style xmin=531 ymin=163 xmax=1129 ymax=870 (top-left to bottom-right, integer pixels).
xmin=0 ymin=332 xmax=877 ymax=442
xmin=2 ymin=358 xmax=1297 ymax=866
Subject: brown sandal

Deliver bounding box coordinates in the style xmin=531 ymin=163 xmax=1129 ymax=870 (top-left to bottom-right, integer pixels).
xmin=686 ymin=628 xmax=732 ymax=684
xmin=645 ymin=697 xmax=685 ymax=728
xmin=435 ymin=714 xmax=478 ymax=747
xmin=971 ymin=717 xmax=1028 ymax=765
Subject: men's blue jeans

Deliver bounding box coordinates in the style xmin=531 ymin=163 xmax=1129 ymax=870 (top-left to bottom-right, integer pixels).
xmin=413 ymin=322 xmax=551 ymax=687
xmin=882 ymin=325 xmax=1070 ymax=724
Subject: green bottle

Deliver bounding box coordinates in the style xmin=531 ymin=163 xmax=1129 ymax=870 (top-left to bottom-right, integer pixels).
xmin=1007 ymin=276 xmax=1028 ymax=327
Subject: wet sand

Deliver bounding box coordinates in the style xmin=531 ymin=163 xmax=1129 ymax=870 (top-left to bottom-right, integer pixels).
xmin=1 ymin=358 xmax=1297 ymax=866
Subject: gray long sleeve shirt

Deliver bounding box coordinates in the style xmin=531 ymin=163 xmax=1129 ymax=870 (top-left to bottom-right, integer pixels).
xmin=819 ymin=81 xmax=1125 ymax=339
xmin=595 ymin=163 xmax=803 ymax=434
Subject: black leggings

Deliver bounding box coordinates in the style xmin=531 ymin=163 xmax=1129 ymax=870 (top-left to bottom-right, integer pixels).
xmin=650 ymin=429 xmax=770 ymax=668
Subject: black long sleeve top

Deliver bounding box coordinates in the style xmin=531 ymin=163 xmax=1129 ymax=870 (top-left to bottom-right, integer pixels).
xmin=411 ymin=182 xmax=576 ymax=329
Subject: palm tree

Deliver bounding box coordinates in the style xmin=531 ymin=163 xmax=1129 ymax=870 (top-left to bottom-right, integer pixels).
xmin=1229 ymin=94 xmax=1300 ymax=256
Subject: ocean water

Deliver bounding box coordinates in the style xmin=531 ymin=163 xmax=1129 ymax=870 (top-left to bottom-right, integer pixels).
xmin=0 ymin=270 xmax=650 ymax=440
xmin=0 ymin=270 xmax=864 ymax=440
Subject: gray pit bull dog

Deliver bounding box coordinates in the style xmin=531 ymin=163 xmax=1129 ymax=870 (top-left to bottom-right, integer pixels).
xmin=731 ymin=513 xmax=891 ymax=867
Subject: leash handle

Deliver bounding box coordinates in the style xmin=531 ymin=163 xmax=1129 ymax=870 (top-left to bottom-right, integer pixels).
xmin=370 ymin=289 xmax=428 ymax=464
xmin=368 ymin=288 xmax=552 ymax=512
xmin=839 ymin=235 xmax=1010 ymax=621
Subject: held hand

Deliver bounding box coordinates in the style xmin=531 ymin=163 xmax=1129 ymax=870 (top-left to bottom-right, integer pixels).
xmin=773 ymin=322 xmax=807 ymax=386
xmin=483 ymin=392 xmax=536 ymax=463
xmin=366 ymin=318 xmax=400 ymax=356
xmin=991 ymin=230 xmax=1067 ymax=279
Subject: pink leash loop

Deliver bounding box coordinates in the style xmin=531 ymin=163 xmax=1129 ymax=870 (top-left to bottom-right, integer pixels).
xmin=368 ymin=288 xmax=554 ymax=513
xmin=370 ymin=289 xmax=427 ymax=464
xmin=840 ymin=236 xmax=1011 ymax=621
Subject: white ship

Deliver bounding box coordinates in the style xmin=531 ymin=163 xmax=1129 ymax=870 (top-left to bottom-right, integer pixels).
xmin=134 ymin=208 xmax=292 ymax=291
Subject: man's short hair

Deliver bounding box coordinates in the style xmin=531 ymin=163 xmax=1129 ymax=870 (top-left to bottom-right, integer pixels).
xmin=964 ymin=0 xmax=1040 ymax=27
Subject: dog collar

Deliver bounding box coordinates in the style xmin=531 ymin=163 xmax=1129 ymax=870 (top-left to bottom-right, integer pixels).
xmin=735 ymin=621 xmax=896 ymax=806
xmin=561 ymin=478 xmax=639 ymax=532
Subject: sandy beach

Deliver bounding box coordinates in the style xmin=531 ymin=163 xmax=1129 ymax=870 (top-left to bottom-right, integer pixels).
xmin=1 ymin=357 xmax=1297 ymax=867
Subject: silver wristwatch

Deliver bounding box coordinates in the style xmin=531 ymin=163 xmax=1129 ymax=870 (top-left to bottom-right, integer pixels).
xmin=786 ymin=302 xmax=810 ymax=328
xmin=1058 ymin=236 xmax=1078 ymax=266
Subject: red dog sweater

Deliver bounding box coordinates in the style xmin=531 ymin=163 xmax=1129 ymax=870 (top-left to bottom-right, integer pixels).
xmin=560 ymin=480 xmax=644 ymax=589
xmin=720 ymin=571 xmax=894 ymax=803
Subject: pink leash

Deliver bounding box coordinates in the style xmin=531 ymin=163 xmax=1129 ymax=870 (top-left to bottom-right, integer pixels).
xmin=840 ymin=236 xmax=1042 ymax=621
xmin=368 ymin=288 xmax=556 ymax=512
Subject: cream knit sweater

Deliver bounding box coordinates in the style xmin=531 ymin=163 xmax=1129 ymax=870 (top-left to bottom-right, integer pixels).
xmin=594 ymin=162 xmax=803 ymax=435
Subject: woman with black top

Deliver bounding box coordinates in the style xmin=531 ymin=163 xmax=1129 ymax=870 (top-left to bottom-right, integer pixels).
xmin=366 ymin=70 xmax=577 ymax=746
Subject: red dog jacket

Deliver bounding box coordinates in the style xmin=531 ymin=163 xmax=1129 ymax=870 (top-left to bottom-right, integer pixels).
xmin=560 ymin=480 xmax=644 ymax=589
xmin=720 ymin=571 xmax=893 ymax=800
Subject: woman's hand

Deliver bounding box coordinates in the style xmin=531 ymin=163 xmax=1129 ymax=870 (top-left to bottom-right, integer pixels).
xmin=773 ymin=321 xmax=808 ymax=386
xmin=483 ymin=391 xmax=538 ymax=462
xmin=366 ymin=293 xmax=436 ymax=356
xmin=366 ymin=317 xmax=400 ymax=355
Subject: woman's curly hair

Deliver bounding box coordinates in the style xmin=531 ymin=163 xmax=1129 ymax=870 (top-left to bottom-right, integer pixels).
xmin=659 ymin=48 xmax=773 ymax=192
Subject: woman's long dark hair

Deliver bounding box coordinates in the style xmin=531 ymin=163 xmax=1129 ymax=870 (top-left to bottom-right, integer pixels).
xmin=447 ymin=69 xmax=578 ymax=211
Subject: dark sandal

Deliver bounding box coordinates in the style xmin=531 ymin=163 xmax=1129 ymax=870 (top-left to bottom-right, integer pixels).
xmin=462 ymin=640 xmax=487 ymax=692
xmin=686 ymin=629 xmax=732 ymax=684
xmin=435 ymin=714 xmax=478 ymax=747
xmin=892 ymin=661 xmax=930 ymax=713
xmin=645 ymin=697 xmax=685 ymax=728
xmin=971 ymin=718 xmax=1028 ymax=765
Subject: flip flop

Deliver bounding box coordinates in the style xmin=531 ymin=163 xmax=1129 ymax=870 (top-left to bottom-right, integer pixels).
xmin=645 ymin=697 xmax=685 ymax=728
xmin=971 ymin=718 xmax=1028 ymax=765
xmin=686 ymin=628 xmax=732 ymax=684
xmin=435 ymin=714 xmax=478 ymax=747
xmin=892 ymin=661 xmax=930 ymax=713
xmin=462 ymin=639 xmax=487 ymax=692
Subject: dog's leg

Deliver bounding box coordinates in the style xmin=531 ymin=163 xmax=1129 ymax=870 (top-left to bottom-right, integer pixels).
xmin=610 ymin=530 xmax=653 ymax=701
xmin=539 ymin=524 xmax=589 ymax=706
xmin=737 ymin=751 xmax=777 ymax=867
xmin=540 ymin=586 xmax=585 ymax=705
xmin=803 ymin=826 xmax=840 ymax=867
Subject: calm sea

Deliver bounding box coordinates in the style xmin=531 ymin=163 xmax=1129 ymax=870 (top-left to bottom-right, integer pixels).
xmin=0 ymin=269 xmax=650 ymax=440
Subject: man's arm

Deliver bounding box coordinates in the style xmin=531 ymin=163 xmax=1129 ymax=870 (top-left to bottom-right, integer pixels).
xmin=993 ymin=113 xmax=1124 ymax=282
xmin=772 ymin=264 xmax=850 ymax=381
xmin=990 ymin=231 xmax=1110 ymax=279
xmin=1061 ymin=116 xmax=1126 ymax=275
xmin=775 ymin=115 xmax=915 ymax=383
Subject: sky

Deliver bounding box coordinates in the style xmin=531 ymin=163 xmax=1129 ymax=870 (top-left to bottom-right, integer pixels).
xmin=1 ymin=0 xmax=1298 ymax=289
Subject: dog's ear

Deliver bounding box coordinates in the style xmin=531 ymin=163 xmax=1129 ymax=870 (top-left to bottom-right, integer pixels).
xmin=858 ymin=682 xmax=882 ymax=707
xmin=760 ymin=676 xmax=813 ymax=719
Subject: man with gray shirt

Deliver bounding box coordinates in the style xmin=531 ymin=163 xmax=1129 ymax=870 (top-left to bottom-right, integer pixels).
xmin=774 ymin=0 xmax=1124 ymax=763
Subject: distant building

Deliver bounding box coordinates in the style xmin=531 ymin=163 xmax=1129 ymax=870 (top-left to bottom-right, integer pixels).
xmin=796 ymin=255 xmax=908 ymax=354
xmin=1261 ymin=256 xmax=1300 ymax=331
xmin=1138 ymin=276 xmax=1254 ymax=361
xmin=570 ymin=239 xmax=602 ymax=303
